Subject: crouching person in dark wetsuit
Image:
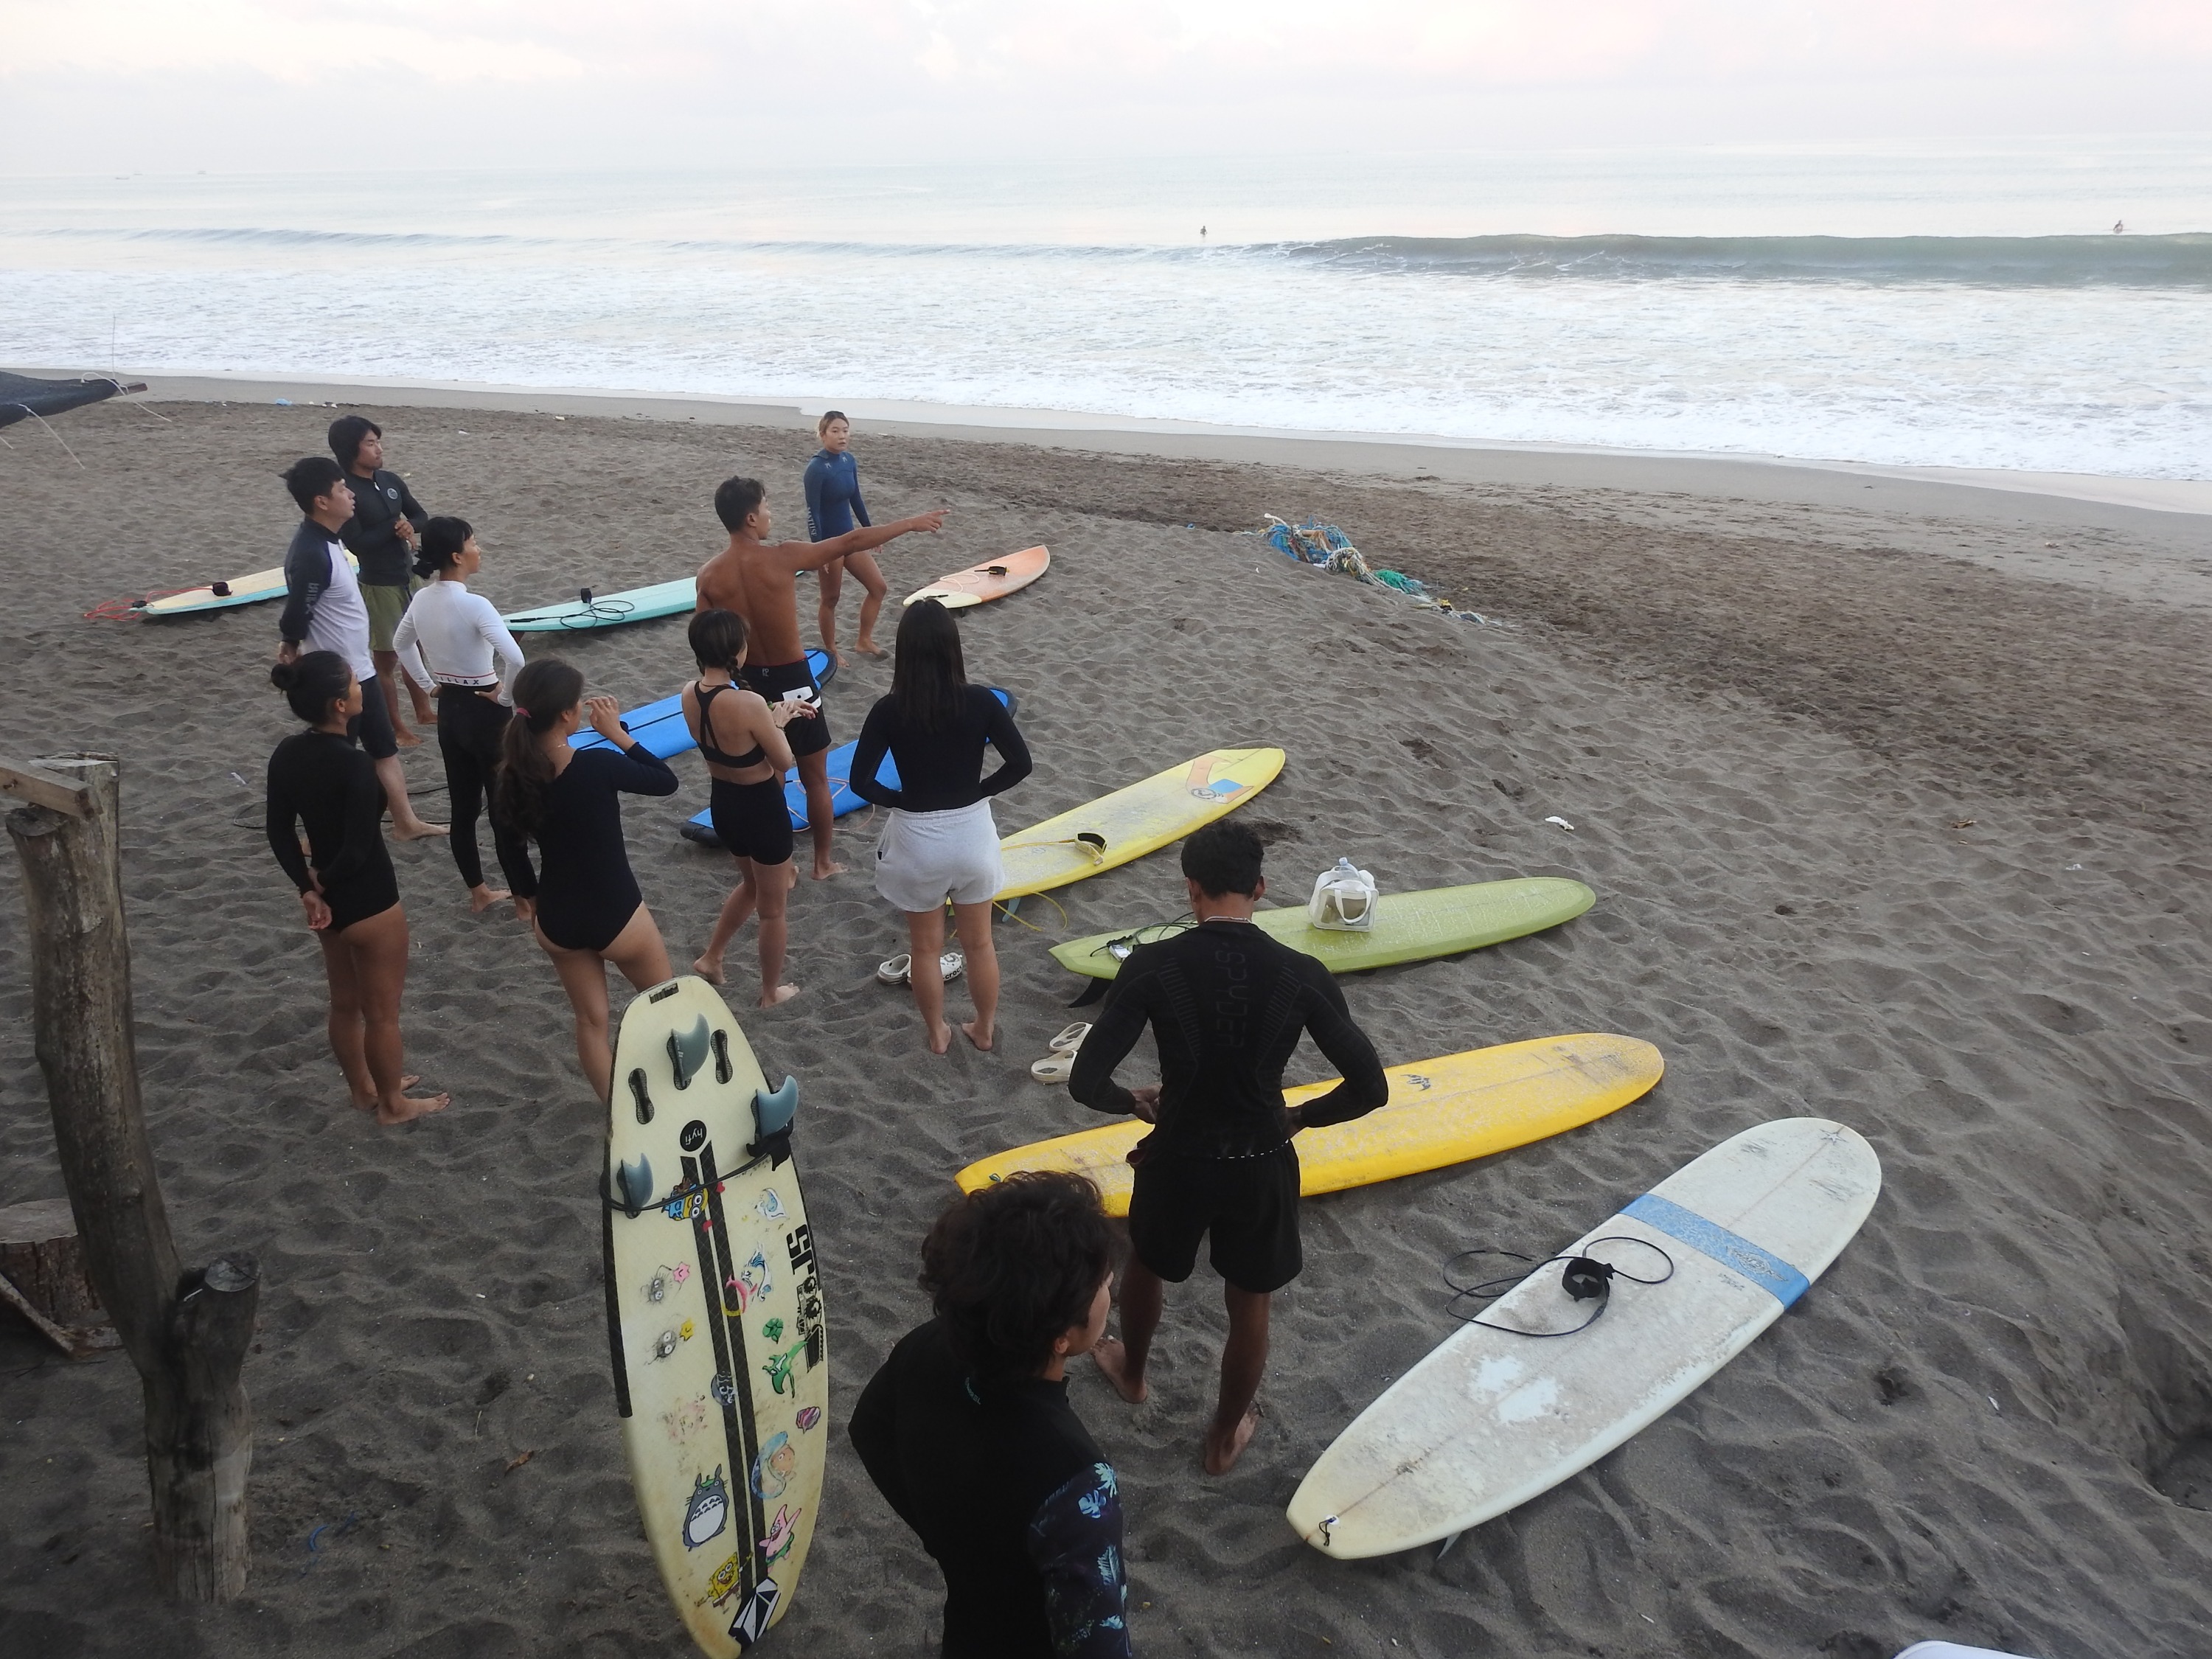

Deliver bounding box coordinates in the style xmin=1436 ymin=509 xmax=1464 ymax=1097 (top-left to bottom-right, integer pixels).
xmin=850 ymin=1173 xmax=1133 ymax=1658
xmin=1070 ymin=819 xmax=1390 ymax=1475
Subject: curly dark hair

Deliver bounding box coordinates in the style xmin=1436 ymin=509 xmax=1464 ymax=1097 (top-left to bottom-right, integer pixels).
xmin=919 ymin=1172 xmax=1113 ymax=1383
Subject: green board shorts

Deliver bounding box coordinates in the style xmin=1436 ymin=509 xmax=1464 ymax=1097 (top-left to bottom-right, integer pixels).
xmin=362 ymin=577 xmax=420 ymax=653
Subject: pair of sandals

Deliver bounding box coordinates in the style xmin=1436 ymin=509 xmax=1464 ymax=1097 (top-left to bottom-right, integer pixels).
xmin=876 ymin=951 xmax=965 ymax=987
xmin=1030 ymin=1023 xmax=1092 ymax=1084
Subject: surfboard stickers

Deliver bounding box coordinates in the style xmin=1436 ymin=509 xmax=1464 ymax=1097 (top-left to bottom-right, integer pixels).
xmin=505 ymin=575 xmax=700 ymax=633
xmin=573 ymin=653 xmax=837 ymax=762
xmin=995 ymin=747 xmax=1284 ymax=900
xmin=605 ymin=977 xmax=827 ymax=1652
xmin=681 ymin=688 xmax=1018 ymax=844
xmin=956 ymin=1034 xmax=1661 ymax=1217
xmin=903 ymin=544 xmax=1049 ymax=609
xmin=1287 ymin=1117 xmax=1880 ymax=1559
xmin=1049 ymin=878 xmax=1596 ymax=982
xmin=139 ymin=552 xmax=358 ymax=616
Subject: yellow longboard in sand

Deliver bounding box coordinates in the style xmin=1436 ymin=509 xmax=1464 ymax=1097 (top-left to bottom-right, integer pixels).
xmin=905 ymin=544 xmax=1049 ymax=609
xmin=605 ymin=978 xmax=827 ymax=1655
xmin=994 ymin=746 xmax=1284 ymax=901
xmin=955 ymin=1034 xmax=1663 ymax=1216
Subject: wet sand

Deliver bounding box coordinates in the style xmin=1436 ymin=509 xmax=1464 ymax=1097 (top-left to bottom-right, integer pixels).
xmin=1 ymin=388 xmax=2210 ymax=1658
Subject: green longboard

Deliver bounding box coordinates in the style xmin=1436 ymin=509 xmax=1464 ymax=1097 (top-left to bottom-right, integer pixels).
xmin=1049 ymin=878 xmax=1596 ymax=981
xmin=504 ymin=576 xmax=698 ymax=633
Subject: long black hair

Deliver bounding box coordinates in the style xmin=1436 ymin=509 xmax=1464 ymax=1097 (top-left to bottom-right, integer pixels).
xmin=919 ymin=1172 xmax=1113 ymax=1384
xmin=891 ymin=597 xmax=967 ymax=732
xmin=495 ymin=658 xmax=584 ymax=837
xmin=414 ymin=515 xmax=473 ymax=580
xmin=689 ymin=607 xmax=748 ymax=672
xmin=269 ymin=650 xmax=352 ymax=725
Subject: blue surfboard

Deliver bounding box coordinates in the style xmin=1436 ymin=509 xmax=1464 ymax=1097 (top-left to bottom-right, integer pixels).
xmin=680 ymin=687 xmax=1017 ymax=843
xmin=570 ymin=650 xmax=835 ymax=760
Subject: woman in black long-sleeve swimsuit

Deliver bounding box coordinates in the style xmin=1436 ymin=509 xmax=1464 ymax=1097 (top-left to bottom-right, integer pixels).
xmin=495 ymin=658 xmax=680 ymax=1101
xmin=265 ymin=650 xmax=449 ymax=1124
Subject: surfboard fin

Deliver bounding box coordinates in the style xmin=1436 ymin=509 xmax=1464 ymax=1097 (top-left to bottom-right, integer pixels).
xmin=668 ymin=1014 xmax=712 ymax=1089
xmin=748 ymin=1076 xmax=799 ymax=1166
xmin=614 ymin=1154 xmax=655 ymax=1219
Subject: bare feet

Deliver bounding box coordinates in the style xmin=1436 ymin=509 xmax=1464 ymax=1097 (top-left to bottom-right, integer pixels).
xmin=351 ymin=1075 xmax=421 ymax=1112
xmin=1091 ymin=1338 xmax=1149 ymax=1404
xmin=1203 ymin=1406 xmax=1261 ymax=1475
xmin=759 ymin=984 xmax=800 ymax=1008
xmin=811 ymin=860 xmax=847 ymax=880
xmin=394 ymin=728 xmax=425 ymax=749
xmin=961 ymin=1018 xmax=994 ymax=1052
xmin=394 ymin=818 xmax=450 ymax=841
xmin=851 ymin=641 xmax=887 ymax=658
xmin=376 ymin=1090 xmax=451 ymax=1126
xmin=692 ymin=953 xmax=725 ymax=986
xmin=927 ymin=1020 xmax=953 ymax=1056
xmin=469 ymin=884 xmax=512 ymax=914
xmin=512 ymin=896 xmax=536 ymax=922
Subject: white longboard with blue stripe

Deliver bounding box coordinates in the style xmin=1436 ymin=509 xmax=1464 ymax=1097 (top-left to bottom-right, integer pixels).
xmin=1287 ymin=1117 xmax=1879 ymax=1558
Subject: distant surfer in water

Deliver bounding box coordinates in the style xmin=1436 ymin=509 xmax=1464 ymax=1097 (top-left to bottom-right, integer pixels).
xmin=848 ymin=598 xmax=1032 ymax=1054
xmin=804 ymin=411 xmax=889 ymax=667
xmin=680 ymin=607 xmax=815 ymax=1004
xmin=695 ymin=475 xmax=946 ymax=880
xmin=265 ymin=649 xmax=449 ymax=1124
xmin=850 ymin=1172 xmax=1131 ymax=1658
xmin=495 ymin=658 xmax=680 ymax=1101
xmin=1070 ymin=820 xmax=1388 ymax=1474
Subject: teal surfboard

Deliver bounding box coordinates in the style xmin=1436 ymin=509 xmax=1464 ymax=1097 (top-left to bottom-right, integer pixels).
xmin=505 ymin=576 xmax=699 ymax=633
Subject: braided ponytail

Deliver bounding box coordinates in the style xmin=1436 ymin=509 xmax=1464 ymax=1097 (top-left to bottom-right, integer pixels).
xmin=495 ymin=658 xmax=583 ymax=836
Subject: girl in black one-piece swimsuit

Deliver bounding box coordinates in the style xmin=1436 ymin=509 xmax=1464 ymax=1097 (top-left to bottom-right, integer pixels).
xmin=265 ymin=650 xmax=448 ymax=1125
xmin=496 ymin=657 xmax=679 ymax=1102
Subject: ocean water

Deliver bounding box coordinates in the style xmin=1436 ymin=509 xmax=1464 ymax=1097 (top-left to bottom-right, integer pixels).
xmin=4 ymin=142 xmax=2209 ymax=478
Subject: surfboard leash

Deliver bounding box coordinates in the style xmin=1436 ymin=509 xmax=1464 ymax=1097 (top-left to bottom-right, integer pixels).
xmin=1444 ymin=1237 xmax=1675 ymax=1339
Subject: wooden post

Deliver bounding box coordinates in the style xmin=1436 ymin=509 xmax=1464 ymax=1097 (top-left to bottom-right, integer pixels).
xmin=4 ymin=753 xmax=260 ymax=1601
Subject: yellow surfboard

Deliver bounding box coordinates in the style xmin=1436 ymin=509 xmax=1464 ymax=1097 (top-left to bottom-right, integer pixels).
xmin=994 ymin=747 xmax=1284 ymax=901
xmin=141 ymin=552 xmax=358 ymax=616
xmin=905 ymin=544 xmax=1050 ymax=609
xmin=954 ymin=1034 xmax=1663 ymax=1216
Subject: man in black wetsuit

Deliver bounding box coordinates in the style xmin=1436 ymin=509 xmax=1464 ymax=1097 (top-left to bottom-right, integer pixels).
xmin=850 ymin=1172 xmax=1132 ymax=1658
xmin=1070 ymin=819 xmax=1388 ymax=1475
xmin=328 ymin=414 xmax=436 ymax=745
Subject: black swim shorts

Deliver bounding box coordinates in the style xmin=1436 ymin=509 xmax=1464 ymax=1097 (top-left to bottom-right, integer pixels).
xmin=739 ymin=658 xmax=831 ymax=758
xmin=349 ymin=672 xmax=399 ymax=761
xmin=1127 ymin=1141 xmax=1302 ymax=1295
xmin=709 ymin=775 xmax=796 ymax=867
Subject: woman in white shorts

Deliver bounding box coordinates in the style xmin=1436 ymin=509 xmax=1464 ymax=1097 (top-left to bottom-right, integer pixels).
xmin=849 ymin=599 xmax=1032 ymax=1054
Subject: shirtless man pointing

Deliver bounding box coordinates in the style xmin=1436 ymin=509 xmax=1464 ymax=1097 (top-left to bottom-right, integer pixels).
xmin=697 ymin=475 xmax=945 ymax=878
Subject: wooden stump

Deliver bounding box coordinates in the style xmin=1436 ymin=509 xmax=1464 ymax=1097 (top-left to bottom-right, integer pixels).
xmin=0 ymin=1197 xmax=121 ymax=1357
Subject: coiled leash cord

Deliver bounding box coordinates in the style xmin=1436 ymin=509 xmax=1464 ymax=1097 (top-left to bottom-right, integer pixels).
xmin=1444 ymin=1236 xmax=1677 ymax=1339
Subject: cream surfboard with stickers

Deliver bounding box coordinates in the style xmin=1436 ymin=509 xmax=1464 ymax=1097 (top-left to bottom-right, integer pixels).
xmin=605 ymin=977 xmax=828 ymax=1653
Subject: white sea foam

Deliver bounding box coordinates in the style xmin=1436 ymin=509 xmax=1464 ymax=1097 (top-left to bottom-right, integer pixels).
xmin=4 ymin=143 xmax=2208 ymax=479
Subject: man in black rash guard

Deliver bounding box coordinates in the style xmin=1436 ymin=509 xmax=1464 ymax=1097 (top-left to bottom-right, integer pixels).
xmin=1069 ymin=818 xmax=1388 ymax=1475
xmin=329 ymin=414 xmax=437 ymax=744
xmin=850 ymin=1173 xmax=1132 ymax=1658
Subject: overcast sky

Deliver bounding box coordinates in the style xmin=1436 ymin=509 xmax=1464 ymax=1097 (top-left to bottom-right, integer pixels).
xmin=4 ymin=0 xmax=2209 ymax=175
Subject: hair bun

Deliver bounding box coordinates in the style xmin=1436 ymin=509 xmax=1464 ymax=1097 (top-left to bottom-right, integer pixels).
xmin=269 ymin=661 xmax=301 ymax=691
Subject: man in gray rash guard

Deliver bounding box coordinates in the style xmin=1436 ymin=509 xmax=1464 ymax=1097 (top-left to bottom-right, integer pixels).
xmin=1070 ymin=818 xmax=1388 ymax=1475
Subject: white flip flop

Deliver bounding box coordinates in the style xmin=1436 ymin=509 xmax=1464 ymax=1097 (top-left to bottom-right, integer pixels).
xmin=876 ymin=951 xmax=966 ymax=987
xmin=1047 ymin=1022 xmax=1092 ymax=1054
xmin=1031 ymin=1054 xmax=1079 ymax=1085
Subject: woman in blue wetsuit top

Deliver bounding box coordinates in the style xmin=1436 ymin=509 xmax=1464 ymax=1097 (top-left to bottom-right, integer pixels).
xmin=804 ymin=410 xmax=890 ymax=666
xmin=495 ymin=658 xmax=681 ymax=1101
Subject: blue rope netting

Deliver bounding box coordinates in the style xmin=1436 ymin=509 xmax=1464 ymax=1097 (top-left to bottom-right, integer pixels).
xmin=1245 ymin=515 xmax=1503 ymax=624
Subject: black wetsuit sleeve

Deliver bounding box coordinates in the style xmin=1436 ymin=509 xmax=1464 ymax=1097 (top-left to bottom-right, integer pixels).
xmin=1025 ymin=1463 xmax=1132 ymax=1658
xmin=1289 ymin=962 xmax=1390 ymax=1130
xmin=848 ymin=1354 xmax=922 ymax=1534
xmin=803 ymin=459 xmax=829 ymax=543
xmin=976 ymin=698 xmax=1032 ymax=799
xmin=1067 ymin=967 xmax=1155 ymax=1118
xmin=265 ymin=754 xmax=311 ymax=893
xmin=603 ymin=745 xmax=682 ymax=797
xmin=395 ymin=474 xmax=428 ymax=537
xmin=278 ymin=532 xmax=327 ymax=644
xmin=848 ymin=700 xmax=902 ymax=810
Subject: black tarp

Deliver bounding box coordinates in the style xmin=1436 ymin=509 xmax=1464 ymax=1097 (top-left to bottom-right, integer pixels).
xmin=0 ymin=372 xmax=141 ymax=430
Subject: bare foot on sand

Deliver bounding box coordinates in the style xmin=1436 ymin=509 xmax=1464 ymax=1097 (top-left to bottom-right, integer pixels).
xmin=961 ymin=1018 xmax=994 ymax=1052
xmin=513 ymin=896 xmax=535 ymax=922
xmin=352 ymin=1075 xmax=422 ymax=1112
xmin=394 ymin=728 xmax=425 ymax=748
xmin=1203 ymin=1406 xmax=1260 ymax=1475
xmin=1091 ymin=1338 xmax=1149 ymax=1404
xmin=469 ymin=885 xmax=511 ymax=914
xmin=394 ymin=818 xmax=449 ymax=841
xmin=851 ymin=641 xmax=888 ymax=658
xmin=812 ymin=859 xmax=848 ymax=880
xmin=760 ymin=984 xmax=800 ymax=1007
xmin=692 ymin=953 xmax=726 ymax=986
xmin=928 ymin=1020 xmax=953 ymax=1056
xmin=376 ymin=1090 xmax=450 ymax=1126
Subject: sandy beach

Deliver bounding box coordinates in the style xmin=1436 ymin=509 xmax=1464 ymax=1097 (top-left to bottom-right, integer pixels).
xmin=3 ymin=386 xmax=2211 ymax=1658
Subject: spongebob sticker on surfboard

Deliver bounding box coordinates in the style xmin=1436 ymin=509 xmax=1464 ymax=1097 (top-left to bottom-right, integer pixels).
xmin=605 ymin=976 xmax=828 ymax=1655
